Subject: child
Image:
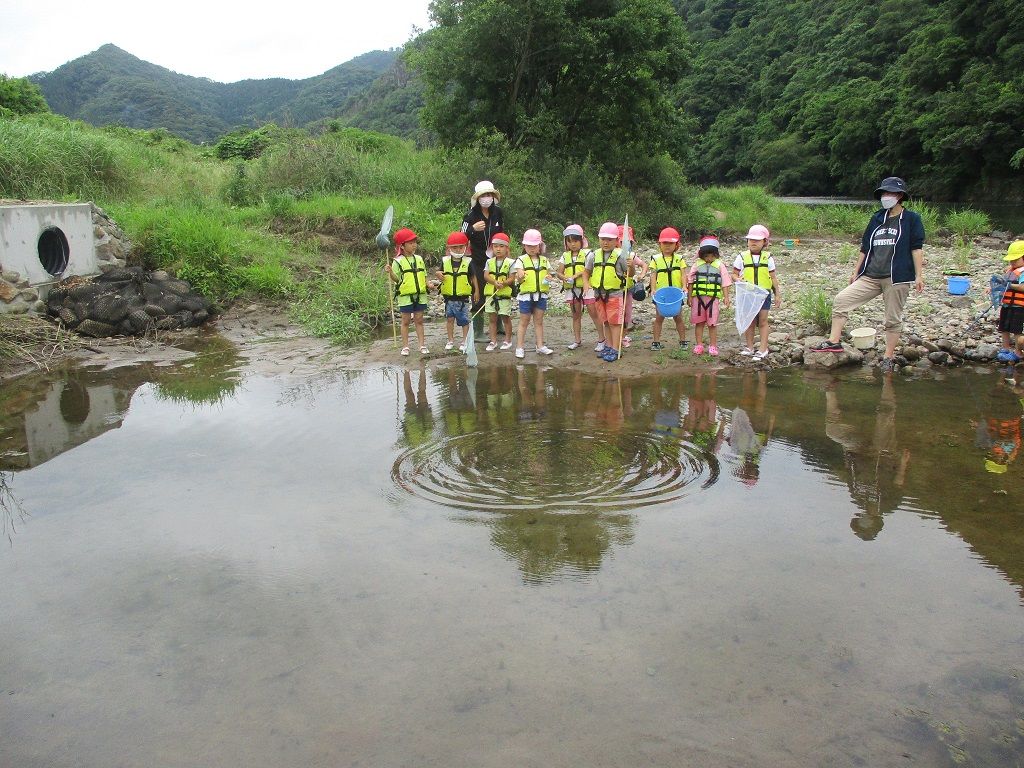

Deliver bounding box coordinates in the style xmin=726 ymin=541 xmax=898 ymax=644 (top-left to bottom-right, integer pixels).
xmin=512 ymin=229 xmax=554 ymax=358
xmin=584 ymin=221 xmax=629 ymax=362
xmin=733 ymin=224 xmax=782 ymax=361
xmin=687 ymin=235 xmax=732 ymax=356
xmin=997 ymin=240 xmax=1024 ymax=363
xmin=618 ymin=224 xmax=649 ymax=338
xmin=556 ymin=224 xmax=591 ymax=350
xmin=650 ymin=227 xmax=688 ymax=350
xmin=435 ymin=231 xmax=479 ymax=352
xmin=386 ymin=227 xmax=429 ymax=356
xmin=483 ymin=232 xmax=516 ymax=351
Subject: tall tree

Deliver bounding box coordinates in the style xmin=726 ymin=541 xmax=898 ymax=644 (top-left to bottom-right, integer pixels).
xmin=414 ymin=0 xmax=689 ymax=174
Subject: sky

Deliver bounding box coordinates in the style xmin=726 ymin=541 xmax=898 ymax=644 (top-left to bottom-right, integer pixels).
xmin=0 ymin=0 xmax=433 ymax=82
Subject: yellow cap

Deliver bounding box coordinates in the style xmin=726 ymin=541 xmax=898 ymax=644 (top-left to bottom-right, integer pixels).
xmin=985 ymin=459 xmax=1008 ymax=474
xmin=1004 ymin=241 xmax=1024 ymax=261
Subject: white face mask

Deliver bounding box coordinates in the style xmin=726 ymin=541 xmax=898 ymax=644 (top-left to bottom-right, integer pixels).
xmin=880 ymin=194 xmax=901 ymax=210
xmin=478 ymin=195 xmax=494 ymax=208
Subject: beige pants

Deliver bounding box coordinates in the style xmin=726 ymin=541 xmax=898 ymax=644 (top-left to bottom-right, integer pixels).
xmin=833 ymin=277 xmax=911 ymax=332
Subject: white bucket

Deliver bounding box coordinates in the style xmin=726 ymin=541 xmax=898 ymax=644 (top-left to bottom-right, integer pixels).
xmin=850 ymin=327 xmax=877 ymax=350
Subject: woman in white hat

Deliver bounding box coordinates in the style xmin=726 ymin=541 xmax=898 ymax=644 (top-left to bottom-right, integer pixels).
xmin=461 ymin=181 xmax=506 ymax=336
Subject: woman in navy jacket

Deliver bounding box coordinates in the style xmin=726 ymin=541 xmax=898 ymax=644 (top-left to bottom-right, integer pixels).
xmin=811 ymin=177 xmax=925 ymax=373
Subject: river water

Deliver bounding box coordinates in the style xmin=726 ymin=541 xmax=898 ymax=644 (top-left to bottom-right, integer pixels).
xmin=2 ymin=350 xmax=1023 ymax=767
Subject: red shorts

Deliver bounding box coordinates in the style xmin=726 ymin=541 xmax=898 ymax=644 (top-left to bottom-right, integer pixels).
xmin=595 ymin=294 xmax=624 ymax=325
xmin=690 ymin=295 xmax=720 ymax=326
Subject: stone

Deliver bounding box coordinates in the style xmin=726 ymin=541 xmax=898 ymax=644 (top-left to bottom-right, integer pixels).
xmin=947 ymin=295 xmax=973 ymax=309
xmin=928 ymin=351 xmax=949 ymax=365
xmin=914 ymin=358 xmax=933 ymax=368
xmin=936 ymin=338 xmax=953 ymax=351
xmin=0 ymin=281 xmax=18 ymax=303
xmin=975 ymin=343 xmax=999 ymax=360
xmin=768 ymin=331 xmax=791 ymax=343
xmin=1 ymin=270 xmax=21 ymax=283
xmin=151 ymin=270 xmax=171 ymax=282
xmin=19 ymin=287 xmax=38 ymax=302
xmin=804 ymin=346 xmax=864 ymax=369
xmin=31 ymin=300 xmax=46 ymax=313
xmin=901 ymin=347 xmax=922 ymax=362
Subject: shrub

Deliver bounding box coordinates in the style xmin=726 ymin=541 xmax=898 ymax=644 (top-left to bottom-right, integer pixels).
xmin=796 ymin=287 xmax=834 ymax=331
xmin=944 ymin=208 xmax=991 ymax=239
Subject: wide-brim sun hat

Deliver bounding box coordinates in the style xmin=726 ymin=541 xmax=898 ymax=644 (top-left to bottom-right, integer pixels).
xmin=471 ymin=180 xmax=501 ymax=204
xmin=745 ymin=224 xmax=770 ymax=241
xmin=874 ymin=176 xmax=909 ymax=200
xmin=1004 ymin=240 xmax=1024 ymax=261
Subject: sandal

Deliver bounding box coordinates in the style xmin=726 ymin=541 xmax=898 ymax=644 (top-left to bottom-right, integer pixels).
xmin=400 ymin=347 xmax=410 ymax=356
xmin=419 ymin=346 xmax=430 ymax=354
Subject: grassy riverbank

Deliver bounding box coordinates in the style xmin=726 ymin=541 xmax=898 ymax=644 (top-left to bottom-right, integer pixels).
xmin=0 ymin=114 xmax=1000 ymax=347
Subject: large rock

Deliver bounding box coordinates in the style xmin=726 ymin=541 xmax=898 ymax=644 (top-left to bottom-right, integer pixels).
xmin=803 ymin=342 xmax=864 ymax=369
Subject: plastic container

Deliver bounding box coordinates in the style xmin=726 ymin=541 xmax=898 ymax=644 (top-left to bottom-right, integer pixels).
xmin=782 ymin=239 xmax=799 ymax=248
xmin=947 ymin=276 xmax=970 ymax=295
xmin=653 ymin=286 xmax=684 ymax=317
xmin=850 ymin=327 xmax=877 ymax=350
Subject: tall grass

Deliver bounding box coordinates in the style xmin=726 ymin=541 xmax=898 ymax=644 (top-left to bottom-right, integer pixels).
xmin=944 ymin=208 xmax=992 ymax=238
xmin=0 ymin=115 xmax=224 ymax=203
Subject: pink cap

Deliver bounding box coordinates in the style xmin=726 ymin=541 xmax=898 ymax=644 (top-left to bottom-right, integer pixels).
xmin=745 ymin=224 xmax=770 ymax=241
xmin=598 ymin=222 xmax=619 ymax=239
xmin=521 ymin=229 xmax=544 ymax=246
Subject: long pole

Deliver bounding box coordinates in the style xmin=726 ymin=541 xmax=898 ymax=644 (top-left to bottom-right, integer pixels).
xmin=385 ymin=252 xmax=398 ymax=347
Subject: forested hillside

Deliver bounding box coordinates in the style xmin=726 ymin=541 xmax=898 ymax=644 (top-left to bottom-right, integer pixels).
xmin=30 ymin=45 xmax=397 ymax=143
xmin=671 ymin=0 xmax=1024 ymax=199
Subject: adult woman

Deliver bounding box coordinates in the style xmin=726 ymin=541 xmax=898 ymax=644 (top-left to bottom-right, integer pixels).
xmin=811 ymin=177 xmax=925 ymax=372
xmin=461 ymin=180 xmax=505 ymax=337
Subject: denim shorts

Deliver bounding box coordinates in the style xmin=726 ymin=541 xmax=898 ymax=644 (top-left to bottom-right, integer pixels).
xmin=445 ymin=299 xmax=470 ymax=326
xmin=518 ymin=297 xmax=548 ymax=314
xmin=399 ymin=302 xmax=428 ymax=314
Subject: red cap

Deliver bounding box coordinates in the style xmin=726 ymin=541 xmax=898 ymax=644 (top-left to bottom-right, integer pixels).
xmin=491 ymin=232 xmax=510 ymax=245
xmin=394 ymin=227 xmax=418 ymax=255
xmin=617 ymin=224 xmax=635 ymax=241
xmin=446 ymin=231 xmax=470 ymax=247
xmin=658 ymin=227 xmax=681 ymax=243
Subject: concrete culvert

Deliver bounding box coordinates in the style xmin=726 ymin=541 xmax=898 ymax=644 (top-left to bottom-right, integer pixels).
xmin=37 ymin=227 xmax=70 ymax=276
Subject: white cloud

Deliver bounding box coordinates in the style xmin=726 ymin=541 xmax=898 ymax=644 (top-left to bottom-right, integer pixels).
xmin=0 ymin=0 xmax=432 ymax=81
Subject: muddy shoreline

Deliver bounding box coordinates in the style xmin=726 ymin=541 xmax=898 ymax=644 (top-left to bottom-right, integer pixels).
xmin=2 ymin=238 xmax=1019 ymax=381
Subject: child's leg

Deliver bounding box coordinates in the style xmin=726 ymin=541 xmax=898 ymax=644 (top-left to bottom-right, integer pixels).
xmin=488 ymin=312 xmax=498 ymax=343
xmin=694 ymin=322 xmax=704 ymax=346
xmin=502 ymin=314 xmax=513 ymax=339
xmin=758 ymin=309 xmax=770 ymax=351
xmin=624 ymin=292 xmax=634 ymax=326
xmin=607 ymin=298 xmax=623 ymax=350
xmin=572 ymin=302 xmax=583 ymax=342
xmin=414 ymin=311 xmax=426 ymax=348
xmin=446 ymin=316 xmax=455 ymax=343
xmin=674 ymin=314 xmax=687 ymax=344
xmin=744 ymin=323 xmax=756 ymax=349
xmin=534 ymin=308 xmax=545 ymax=348
xmin=516 ymin=310 xmax=531 ymax=350
xmin=1002 ymin=331 xmax=1012 ymax=350
xmin=589 ymin=303 xmax=604 ymax=341
xmin=652 ymin=314 xmax=664 ymax=342
xmin=400 ymin=312 xmax=411 ymax=348
xmin=709 ymin=322 xmax=718 ymax=347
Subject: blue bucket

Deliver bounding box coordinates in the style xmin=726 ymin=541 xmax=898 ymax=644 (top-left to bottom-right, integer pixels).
xmin=653 ymin=286 xmax=684 ymax=317
xmin=947 ymin=276 xmax=970 ymax=295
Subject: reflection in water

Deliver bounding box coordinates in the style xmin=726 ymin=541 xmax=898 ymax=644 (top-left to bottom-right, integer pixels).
xmin=0 ymin=471 xmax=28 ymax=545
xmin=0 ymin=335 xmax=243 ymax=471
xmin=824 ymin=373 xmax=910 ymax=540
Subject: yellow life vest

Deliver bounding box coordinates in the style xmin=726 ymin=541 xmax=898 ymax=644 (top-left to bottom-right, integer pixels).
xmin=740 ymin=250 xmax=774 ymax=290
xmin=591 ymin=248 xmax=625 ymax=295
xmin=394 ymin=255 xmax=427 ymax=298
xmin=692 ymin=259 xmax=725 ymax=298
xmin=518 ymin=255 xmax=550 ymax=294
xmin=651 ymin=254 xmax=687 ymax=290
xmin=485 ymin=256 xmax=515 ymax=297
xmin=440 ymin=256 xmax=473 ymax=299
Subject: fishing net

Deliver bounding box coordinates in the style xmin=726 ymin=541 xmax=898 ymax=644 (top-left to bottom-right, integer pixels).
xmin=465 ymin=315 xmax=478 ymax=367
xmin=734 ymin=281 xmax=770 ymax=335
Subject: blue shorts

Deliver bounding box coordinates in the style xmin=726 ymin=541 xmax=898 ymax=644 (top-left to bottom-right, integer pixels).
xmin=445 ymin=299 xmax=470 ymax=326
xmin=518 ymin=297 xmax=548 ymax=314
xmin=399 ymin=302 xmax=428 ymax=314
xmin=760 ymin=294 xmax=773 ymax=312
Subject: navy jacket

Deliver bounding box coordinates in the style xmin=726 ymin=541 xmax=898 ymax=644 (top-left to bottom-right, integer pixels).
xmin=858 ymin=208 xmax=925 ymax=284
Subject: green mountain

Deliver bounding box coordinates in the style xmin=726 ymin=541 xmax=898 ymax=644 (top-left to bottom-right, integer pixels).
xmin=31 ymin=44 xmax=398 ymax=143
